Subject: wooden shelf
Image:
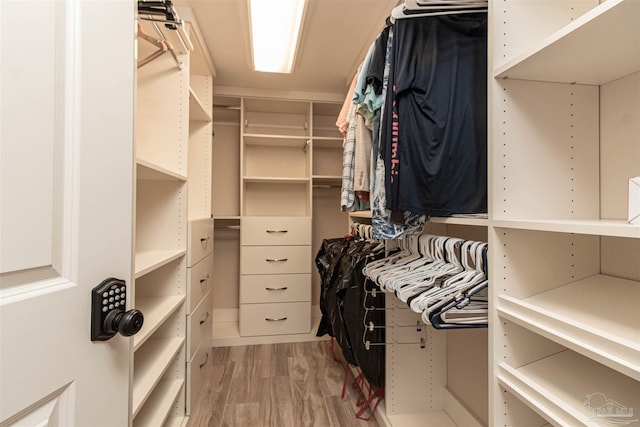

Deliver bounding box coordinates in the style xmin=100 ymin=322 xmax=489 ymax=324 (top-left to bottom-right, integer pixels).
xmin=134 ymin=296 xmax=186 ymax=351
xmin=312 ymin=137 xmax=343 ymax=148
xmin=493 ymin=219 xmax=640 ymax=238
xmin=498 ymin=274 xmax=640 ymax=381
xmin=430 ymin=216 xmax=489 ymax=227
xmin=134 ymin=249 xmax=186 ymax=279
xmin=133 ymin=379 xmax=183 ymax=427
xmin=494 ymin=0 xmax=639 ymax=85
xmin=243 ymin=176 xmax=310 ymax=184
xmin=244 ymin=134 xmax=310 ymax=147
xmin=189 ymin=87 xmax=212 ymax=122
xmin=132 ymin=337 xmax=185 ymax=418
xmin=349 ymin=211 xmax=372 ymax=219
xmin=498 ymin=350 xmax=640 ymax=426
xmin=137 ymin=159 xmax=187 ymax=181
xmin=312 ymin=175 xmax=341 ymax=186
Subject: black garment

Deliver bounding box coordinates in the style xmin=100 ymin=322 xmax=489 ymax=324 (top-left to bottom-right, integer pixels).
xmin=366 ymin=25 xmax=391 ymax=96
xmin=315 ymin=238 xmax=386 ymax=387
xmin=384 ymin=14 xmax=487 ymax=217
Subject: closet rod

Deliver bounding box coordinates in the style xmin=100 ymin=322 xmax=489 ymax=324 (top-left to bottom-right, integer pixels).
xmin=139 ymin=15 xmax=193 ymax=52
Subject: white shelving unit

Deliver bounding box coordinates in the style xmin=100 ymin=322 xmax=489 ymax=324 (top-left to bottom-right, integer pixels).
xmin=133 ymin=7 xmax=215 ymax=425
xmin=134 ymin=16 xmax=189 ymax=425
xmin=489 ymin=0 xmax=640 ymax=425
xmin=210 ymin=96 xmax=349 ymax=346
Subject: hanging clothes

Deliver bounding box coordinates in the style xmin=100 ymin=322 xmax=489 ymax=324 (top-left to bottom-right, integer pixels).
xmin=382 ymin=14 xmax=488 ymax=217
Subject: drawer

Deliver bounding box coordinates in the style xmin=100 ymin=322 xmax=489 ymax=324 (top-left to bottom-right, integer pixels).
xmin=240 ymin=274 xmax=311 ymax=304
xmin=240 ymin=245 xmax=311 ymax=275
xmin=241 ymin=217 xmax=311 ymax=246
xmin=188 ymin=219 xmax=213 ymax=267
xmin=186 ymin=345 xmax=210 ymax=415
xmin=240 ymin=302 xmax=311 ymax=336
xmin=187 ymin=253 xmax=213 ymax=313
xmin=187 ymin=290 xmax=212 ymax=360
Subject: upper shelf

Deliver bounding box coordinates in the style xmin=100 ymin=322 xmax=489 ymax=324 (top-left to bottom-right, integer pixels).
xmin=493 ymin=218 xmax=640 ymax=238
xmin=494 ymin=0 xmax=640 ymax=85
xmin=137 ymin=159 xmax=187 ymax=181
xmin=189 ymin=87 xmax=212 ymax=122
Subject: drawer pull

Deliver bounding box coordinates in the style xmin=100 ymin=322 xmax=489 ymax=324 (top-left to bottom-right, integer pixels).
xmin=199 ymin=311 xmax=210 ymax=325
xmin=265 ymin=286 xmax=288 ymax=291
xmin=266 ymin=229 xmax=288 ymax=233
xmin=200 ymin=274 xmax=210 ymax=284
xmin=266 ymin=258 xmax=288 ymax=262
xmin=200 ymin=236 xmax=210 ymax=243
xmin=199 ymin=351 xmax=209 ymax=369
xmin=265 ymin=317 xmax=288 ymax=321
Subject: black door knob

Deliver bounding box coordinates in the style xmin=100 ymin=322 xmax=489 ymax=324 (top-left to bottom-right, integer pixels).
xmin=104 ymin=309 xmax=144 ymax=337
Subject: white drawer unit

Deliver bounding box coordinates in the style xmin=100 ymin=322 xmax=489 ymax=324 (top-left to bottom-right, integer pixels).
xmin=240 ymin=302 xmax=311 ymax=336
xmin=240 ymin=245 xmax=311 ymax=275
xmin=240 ymin=273 xmax=311 ymax=304
xmin=187 ymin=218 xmax=213 ymax=267
xmin=187 ymin=253 xmax=213 ymax=313
xmin=241 ymin=217 xmax=311 ymax=246
xmin=186 ymin=344 xmax=210 ymax=415
xmin=187 ymin=290 xmax=212 ymax=360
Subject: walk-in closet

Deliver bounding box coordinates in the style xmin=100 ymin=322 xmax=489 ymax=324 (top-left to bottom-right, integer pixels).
xmin=1 ymin=0 xmax=637 ymax=426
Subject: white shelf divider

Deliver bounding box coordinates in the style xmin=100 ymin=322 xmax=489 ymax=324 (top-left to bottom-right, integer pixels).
xmin=493 ymin=219 xmax=640 ymax=238
xmin=494 ymin=0 xmax=640 ymax=85
xmin=243 ymin=176 xmax=310 ymax=184
xmin=498 ymin=350 xmax=640 ymax=427
xmin=189 ymin=87 xmax=212 ymax=122
xmin=133 ymin=379 xmax=184 ymax=427
xmin=137 ymin=158 xmax=188 ymax=181
xmin=134 ymin=249 xmax=186 ymax=279
xmin=134 ymin=295 xmax=187 ymax=351
xmin=498 ymin=274 xmax=640 ymax=381
xmin=132 ymin=337 xmax=185 ymax=418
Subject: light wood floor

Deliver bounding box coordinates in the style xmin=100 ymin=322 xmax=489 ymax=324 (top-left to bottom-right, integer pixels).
xmin=187 ymin=340 xmax=381 ymax=427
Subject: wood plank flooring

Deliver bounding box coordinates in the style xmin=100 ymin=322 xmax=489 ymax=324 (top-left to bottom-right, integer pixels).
xmin=187 ymin=340 xmax=381 ymax=427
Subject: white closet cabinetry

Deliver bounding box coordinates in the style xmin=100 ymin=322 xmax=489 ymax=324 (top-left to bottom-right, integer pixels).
xmin=210 ymin=95 xmax=349 ymax=344
xmin=134 ymin=12 xmax=215 ymax=426
xmin=184 ymin=12 xmax=215 ymax=416
xmin=489 ymin=1 xmax=640 ymax=425
xmin=133 ymin=21 xmax=188 ymax=427
xmin=240 ymin=99 xmax=313 ymax=337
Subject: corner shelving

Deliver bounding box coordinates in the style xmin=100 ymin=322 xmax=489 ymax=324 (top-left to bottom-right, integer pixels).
xmin=189 ymin=87 xmax=212 ymax=122
xmin=498 ymin=274 xmax=640 ymax=381
xmin=132 ymin=337 xmax=185 ymax=417
xmin=498 ymin=350 xmax=640 ymax=426
xmin=132 ymin=380 xmax=184 ymax=427
xmin=134 ymin=15 xmax=190 ymax=426
xmin=134 ymin=250 xmax=186 ymax=279
xmin=134 ymin=295 xmax=187 ymax=351
xmin=490 ymin=0 xmax=640 ymax=425
xmin=494 ymin=0 xmax=639 ymax=85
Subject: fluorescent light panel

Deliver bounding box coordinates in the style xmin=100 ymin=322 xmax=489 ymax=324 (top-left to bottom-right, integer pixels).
xmin=249 ymin=0 xmax=306 ymax=73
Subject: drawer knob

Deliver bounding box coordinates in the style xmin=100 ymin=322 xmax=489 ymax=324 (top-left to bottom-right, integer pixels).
xmin=265 ymin=317 xmax=288 ymax=321
xmin=200 ymin=274 xmax=210 ymax=284
xmin=266 ymin=229 xmax=288 ymax=233
xmin=200 ymin=236 xmax=210 ymax=243
xmin=265 ymin=258 xmax=288 ymax=262
xmin=265 ymin=286 xmax=288 ymax=291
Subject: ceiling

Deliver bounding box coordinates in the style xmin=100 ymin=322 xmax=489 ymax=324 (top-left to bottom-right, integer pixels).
xmin=177 ymin=0 xmax=398 ymax=98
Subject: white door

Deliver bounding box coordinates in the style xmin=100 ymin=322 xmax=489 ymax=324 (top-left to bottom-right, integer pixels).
xmin=0 ymin=1 xmax=136 ymax=426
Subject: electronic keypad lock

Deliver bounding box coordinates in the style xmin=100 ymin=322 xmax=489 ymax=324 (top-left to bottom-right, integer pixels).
xmin=91 ymin=278 xmax=144 ymax=341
